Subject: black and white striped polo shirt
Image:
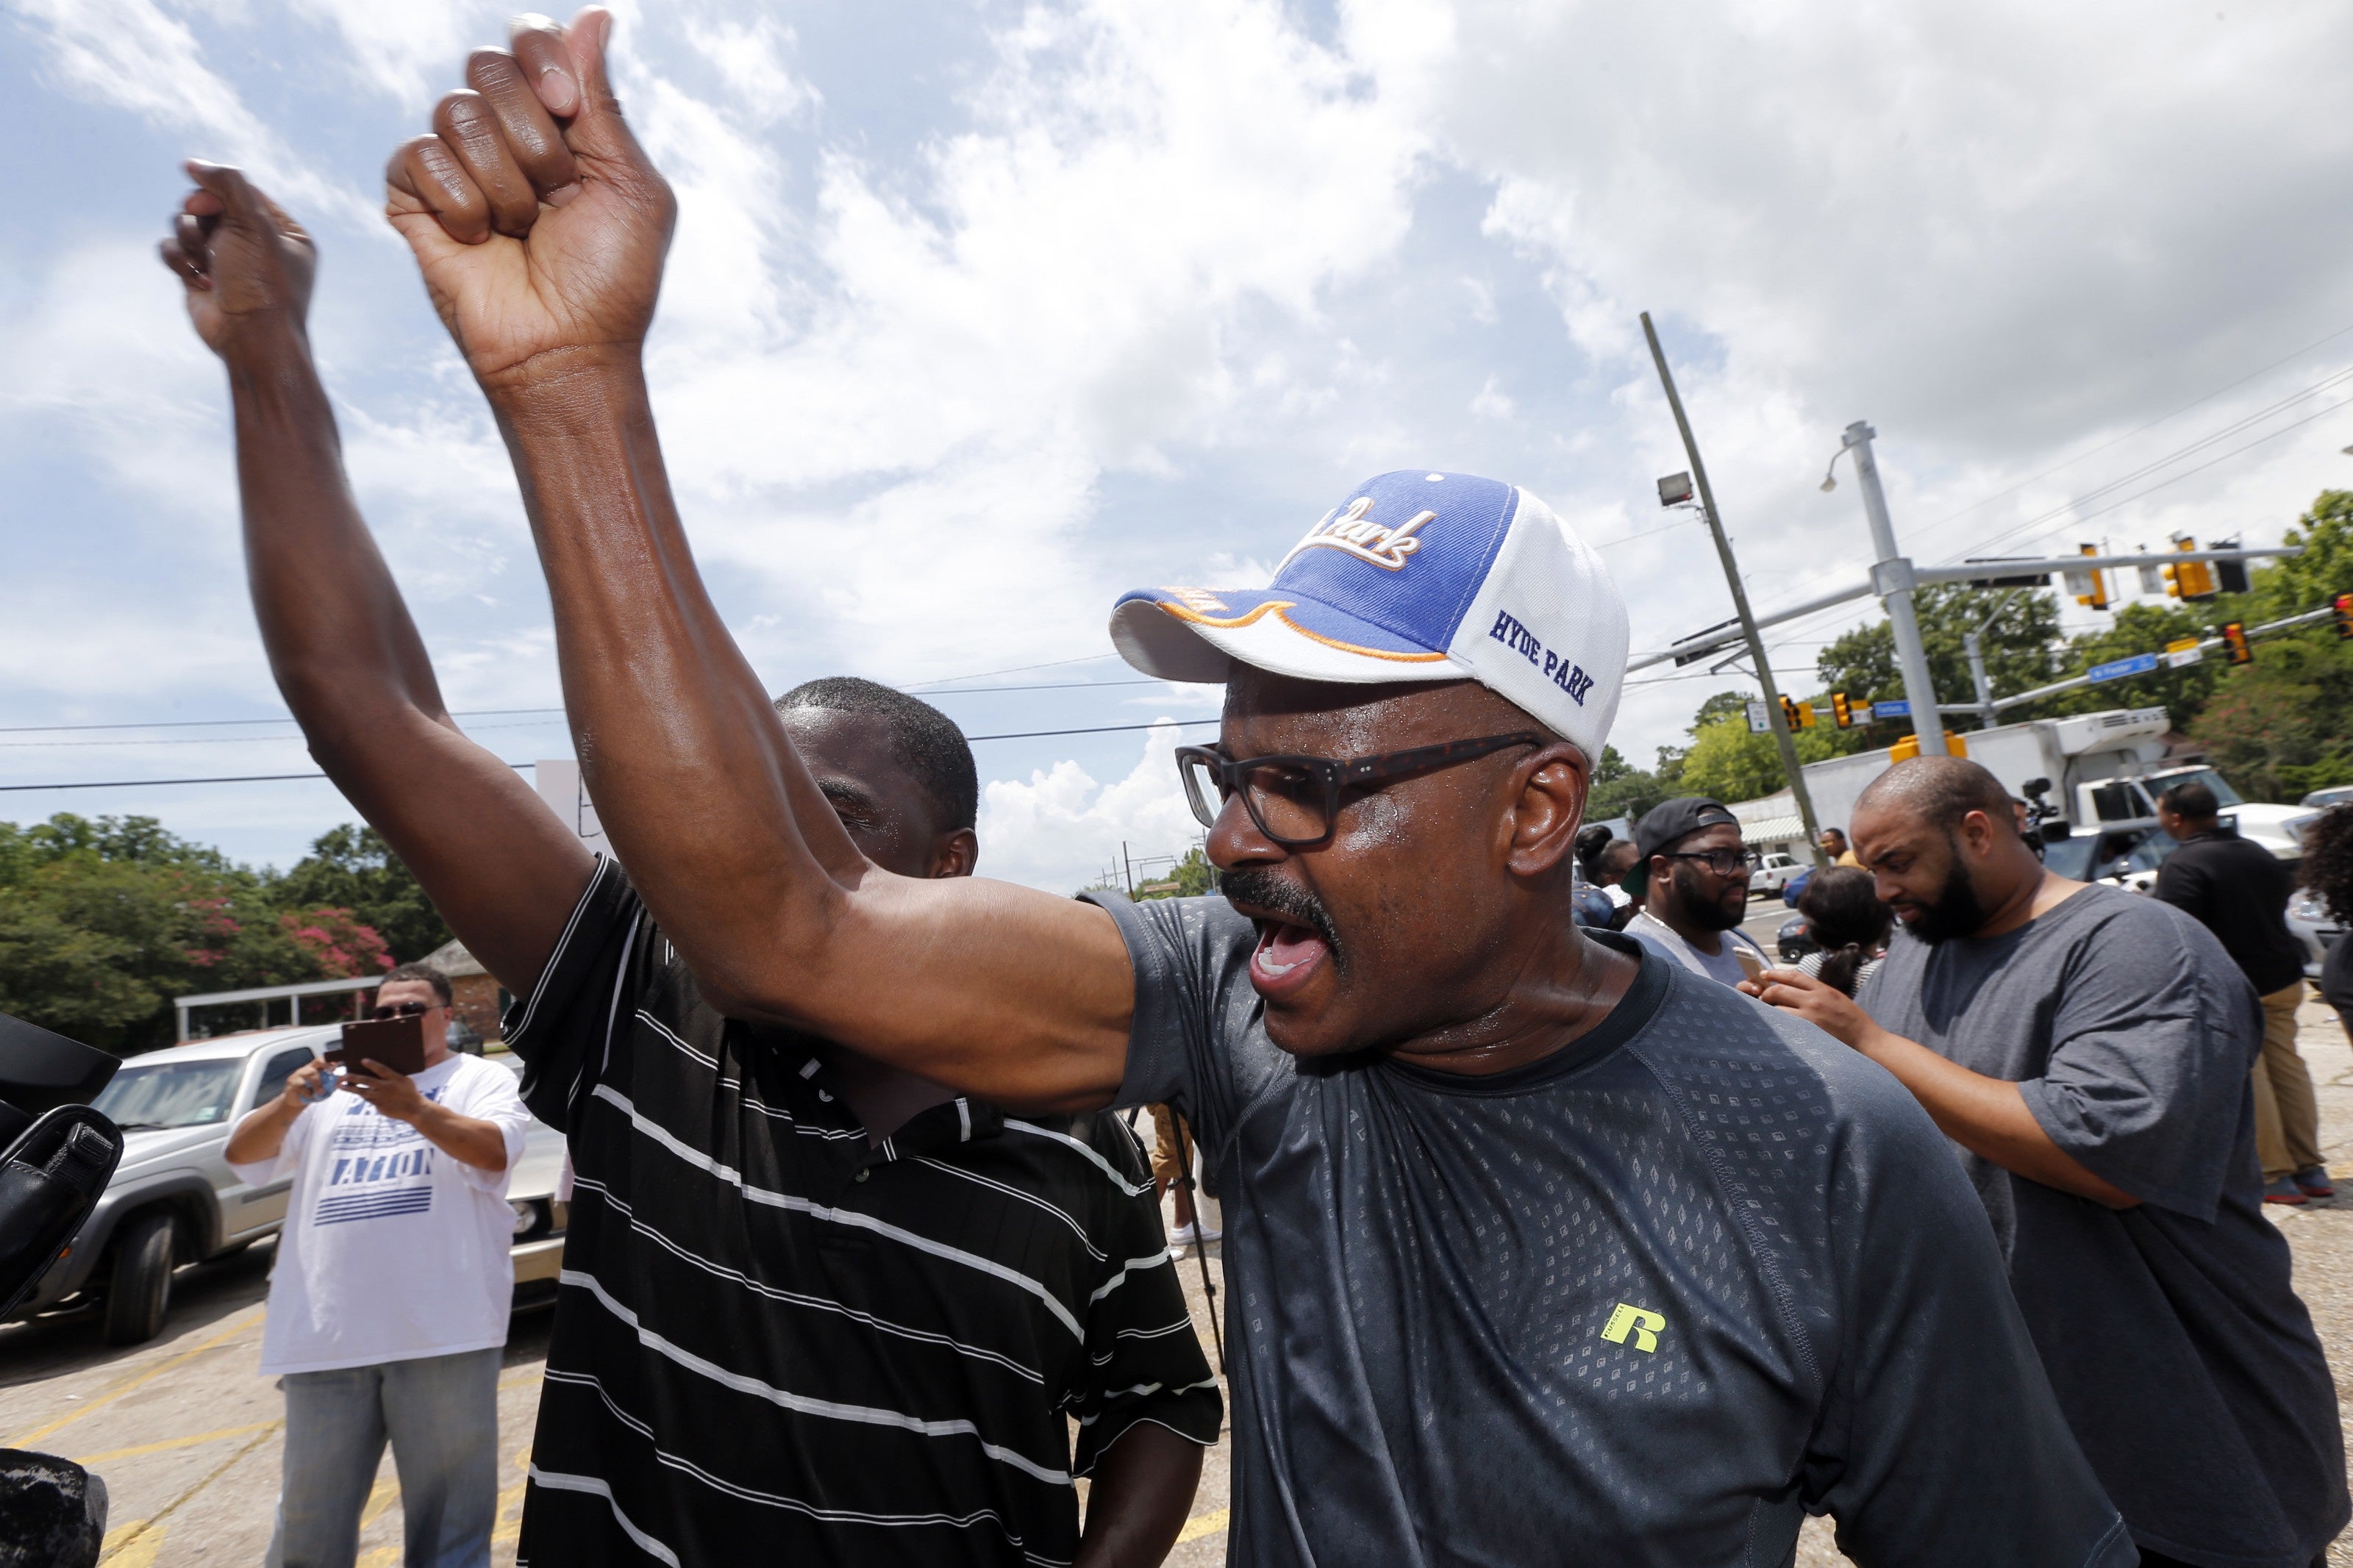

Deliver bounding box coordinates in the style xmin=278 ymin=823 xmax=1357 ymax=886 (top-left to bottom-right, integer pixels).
xmin=504 ymin=859 xmax=1221 ymax=1567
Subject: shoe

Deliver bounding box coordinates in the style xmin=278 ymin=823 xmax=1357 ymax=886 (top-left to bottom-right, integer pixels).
xmin=2263 ymin=1177 xmax=2310 ymax=1205
xmin=1167 ymin=1222 xmax=1222 ymax=1247
xmin=2293 ymin=1167 xmax=2336 ymax=1198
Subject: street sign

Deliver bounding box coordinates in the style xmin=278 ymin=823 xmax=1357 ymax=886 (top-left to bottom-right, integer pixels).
xmin=1871 ymin=699 xmax=1910 ymax=720
xmin=2164 ymin=648 xmax=2204 ymax=669
xmin=1746 ymin=701 xmax=1769 ymax=734
xmin=2086 ymin=652 xmax=2160 ymax=684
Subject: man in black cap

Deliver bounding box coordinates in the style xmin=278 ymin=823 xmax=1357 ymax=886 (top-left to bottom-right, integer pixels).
xmin=1625 ymin=798 xmax=1771 ymax=986
xmin=2152 ymin=780 xmax=2329 ymax=1204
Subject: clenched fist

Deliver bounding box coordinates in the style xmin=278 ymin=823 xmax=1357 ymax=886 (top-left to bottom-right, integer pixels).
xmin=386 ymin=7 xmax=675 ymax=393
xmin=159 ymin=162 xmax=315 ymax=368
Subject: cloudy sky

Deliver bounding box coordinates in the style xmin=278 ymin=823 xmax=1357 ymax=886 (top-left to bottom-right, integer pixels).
xmin=8 ymin=0 xmax=2353 ymax=894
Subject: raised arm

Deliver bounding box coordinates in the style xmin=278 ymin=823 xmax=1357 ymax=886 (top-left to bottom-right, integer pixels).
xmin=160 ymin=162 xmax=593 ymax=995
xmin=379 ymin=10 xmax=1132 ymax=1111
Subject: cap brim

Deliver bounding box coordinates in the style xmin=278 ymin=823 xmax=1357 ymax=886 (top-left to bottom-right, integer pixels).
xmin=1110 ymin=588 xmax=1473 ymax=687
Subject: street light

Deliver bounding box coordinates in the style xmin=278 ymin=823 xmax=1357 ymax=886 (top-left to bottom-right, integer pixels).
xmin=1819 ymin=428 xmax=1865 ymax=493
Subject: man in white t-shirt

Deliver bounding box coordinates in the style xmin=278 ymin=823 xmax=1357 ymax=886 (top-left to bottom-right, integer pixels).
xmin=227 ymin=962 xmax=532 ymax=1568
xmin=1625 ymin=796 xmax=1770 ymax=987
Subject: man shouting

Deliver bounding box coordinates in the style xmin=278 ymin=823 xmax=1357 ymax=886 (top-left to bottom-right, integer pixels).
xmin=186 ymin=10 xmax=2140 ymax=1565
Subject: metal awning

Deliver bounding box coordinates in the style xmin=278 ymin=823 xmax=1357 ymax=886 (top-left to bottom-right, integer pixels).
xmin=1739 ymin=815 xmax=1809 ymax=845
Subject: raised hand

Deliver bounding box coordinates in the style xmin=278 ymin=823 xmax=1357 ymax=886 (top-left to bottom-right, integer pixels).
xmin=386 ymin=8 xmax=675 ymax=393
xmin=158 ymin=163 xmax=315 ymax=366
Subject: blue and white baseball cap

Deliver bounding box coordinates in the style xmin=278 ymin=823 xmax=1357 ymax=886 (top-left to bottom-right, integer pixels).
xmin=1110 ymin=470 xmax=1628 ymax=760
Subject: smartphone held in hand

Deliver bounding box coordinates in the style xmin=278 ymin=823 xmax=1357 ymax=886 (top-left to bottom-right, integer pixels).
xmin=329 ymin=1014 xmax=428 ymax=1076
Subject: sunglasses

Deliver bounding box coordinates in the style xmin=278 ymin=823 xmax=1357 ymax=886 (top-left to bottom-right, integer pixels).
xmin=1175 ymin=731 xmax=1543 ymax=848
xmin=369 ymin=1000 xmax=435 ymax=1021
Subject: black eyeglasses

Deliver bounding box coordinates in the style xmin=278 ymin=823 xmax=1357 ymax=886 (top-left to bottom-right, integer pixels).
xmin=1659 ymin=848 xmax=1756 ymax=878
xmin=1174 ymin=731 xmax=1543 ymax=848
xmin=370 ymin=1000 xmax=433 ymax=1021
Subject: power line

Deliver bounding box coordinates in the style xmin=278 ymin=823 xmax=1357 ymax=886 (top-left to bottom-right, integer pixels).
xmin=0 ymin=717 xmax=1224 ymax=792
xmin=1940 ymin=365 xmax=2353 ymax=562
xmin=0 ymin=706 xmax=565 ymax=737
xmin=0 ymin=767 xmax=527 ymax=794
xmin=1923 ymin=319 xmax=2353 ymax=554
xmin=0 ymin=679 xmax=1175 ymax=740
xmin=904 ymin=654 xmax=1121 ymax=690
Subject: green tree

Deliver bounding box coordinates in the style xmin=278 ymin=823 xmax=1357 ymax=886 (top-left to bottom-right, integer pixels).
xmin=2187 ymin=629 xmax=2353 ymax=800
xmin=1587 ymin=744 xmax=1680 ymax=824
xmin=1815 ymin=584 xmax=2064 ymax=728
xmin=275 ymin=824 xmax=453 ymax=962
xmin=1135 ymin=848 xmax=1218 ymax=901
xmin=0 ymin=814 xmax=390 ymax=1053
xmin=2254 ymin=490 xmax=2353 ymax=621
xmin=2036 ymin=601 xmax=2220 ymax=722
xmin=1675 ymin=701 xmax=1865 ymax=804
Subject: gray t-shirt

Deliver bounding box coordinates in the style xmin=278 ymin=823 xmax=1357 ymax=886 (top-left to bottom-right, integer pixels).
xmin=1861 ymin=884 xmax=2349 ymax=1568
xmin=1095 ymin=893 xmax=2131 ymax=1568
xmin=1624 ymin=909 xmax=1765 ymax=987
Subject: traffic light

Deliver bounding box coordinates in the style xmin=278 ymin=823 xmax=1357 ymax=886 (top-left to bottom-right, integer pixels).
xmin=1779 ymin=695 xmax=1815 ymax=731
xmin=2074 ymin=543 xmax=2110 ymax=610
xmin=2212 ymin=538 xmax=2250 ymax=596
xmin=1829 ymin=692 xmax=1854 ymax=729
xmin=2161 ymin=535 xmax=2217 ymax=601
xmin=2221 ymin=621 xmax=2252 ymax=666
xmin=2335 ymin=593 xmax=2353 ymax=640
xmin=1890 ymin=731 xmax=1969 ymax=763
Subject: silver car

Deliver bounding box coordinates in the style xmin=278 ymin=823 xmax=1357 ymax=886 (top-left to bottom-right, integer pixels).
xmin=12 ymin=1025 xmax=567 ymax=1345
xmin=2288 ymin=887 xmax=2343 ymax=981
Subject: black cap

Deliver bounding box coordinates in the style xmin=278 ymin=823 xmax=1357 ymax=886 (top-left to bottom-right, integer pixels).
xmin=1634 ymin=797 xmax=1740 ymax=864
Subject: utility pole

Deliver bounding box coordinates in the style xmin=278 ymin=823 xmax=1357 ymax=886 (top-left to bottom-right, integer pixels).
xmin=1829 ymin=423 xmax=1946 ymax=756
xmin=1961 ymin=587 xmax=2019 ymax=731
xmin=1963 ymin=632 xmax=1996 ymax=728
xmin=1641 ymin=312 xmax=1828 ymax=867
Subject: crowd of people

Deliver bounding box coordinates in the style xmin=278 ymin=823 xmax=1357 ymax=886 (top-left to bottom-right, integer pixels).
xmin=134 ymin=9 xmax=2353 ymax=1566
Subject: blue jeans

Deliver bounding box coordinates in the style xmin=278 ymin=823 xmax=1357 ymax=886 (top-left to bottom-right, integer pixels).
xmin=266 ymin=1347 xmax=501 ymax=1568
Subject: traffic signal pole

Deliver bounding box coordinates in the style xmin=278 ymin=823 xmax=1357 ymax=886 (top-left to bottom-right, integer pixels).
xmin=1641 ymin=312 xmax=1829 ymax=867
xmin=1835 ymin=423 xmax=1948 ymax=757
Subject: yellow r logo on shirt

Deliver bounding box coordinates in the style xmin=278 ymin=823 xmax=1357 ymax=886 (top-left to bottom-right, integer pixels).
xmin=1602 ymin=1303 xmax=1665 ymax=1353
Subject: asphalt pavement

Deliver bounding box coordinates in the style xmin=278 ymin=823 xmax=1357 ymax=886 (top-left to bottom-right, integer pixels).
xmin=6 ymin=920 xmax=2349 ymax=1566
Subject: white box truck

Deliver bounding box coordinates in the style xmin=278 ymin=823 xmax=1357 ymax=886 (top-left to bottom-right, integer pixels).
xmin=1794 ymin=707 xmax=2306 ymax=873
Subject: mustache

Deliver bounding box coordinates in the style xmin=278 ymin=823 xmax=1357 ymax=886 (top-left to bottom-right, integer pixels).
xmin=1218 ymin=865 xmax=1347 ymax=971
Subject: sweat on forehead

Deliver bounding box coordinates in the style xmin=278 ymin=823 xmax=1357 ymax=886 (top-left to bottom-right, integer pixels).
xmin=1856 ymin=756 xmax=2014 ymax=835
xmin=1221 ymin=669 xmax=1568 ymax=753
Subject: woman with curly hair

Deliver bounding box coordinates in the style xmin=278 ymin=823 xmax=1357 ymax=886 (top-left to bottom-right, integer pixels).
xmin=1793 ymin=866 xmax=1893 ymax=996
xmin=2303 ymin=803 xmax=2353 ymax=1041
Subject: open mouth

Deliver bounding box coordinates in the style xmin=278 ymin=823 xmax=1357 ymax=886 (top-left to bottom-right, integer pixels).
xmin=1250 ymin=917 xmax=1331 ymax=993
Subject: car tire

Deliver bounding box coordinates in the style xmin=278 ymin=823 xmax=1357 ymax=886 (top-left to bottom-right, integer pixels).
xmin=103 ymin=1213 xmax=176 ymax=1346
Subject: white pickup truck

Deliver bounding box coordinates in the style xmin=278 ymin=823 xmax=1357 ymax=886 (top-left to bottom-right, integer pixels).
xmin=1749 ymin=851 xmax=1805 ymax=898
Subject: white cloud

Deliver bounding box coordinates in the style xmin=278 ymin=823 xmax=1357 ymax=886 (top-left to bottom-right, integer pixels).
xmin=9 ymin=0 xmax=363 ymax=217
xmin=682 ymin=15 xmax=816 ymax=125
xmin=13 ymin=0 xmax=2353 ymax=873
xmin=975 ymin=720 xmax=1202 ymax=893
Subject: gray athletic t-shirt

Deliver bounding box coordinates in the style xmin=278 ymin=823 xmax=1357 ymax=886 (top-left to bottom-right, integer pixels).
xmin=1094 ymin=893 xmax=2131 ymax=1568
xmin=1862 ymin=884 xmax=2349 ymax=1568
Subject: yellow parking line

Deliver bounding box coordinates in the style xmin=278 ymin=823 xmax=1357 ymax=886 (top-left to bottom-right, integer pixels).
xmin=8 ymin=1308 xmax=264 ymax=1450
xmin=1175 ymin=1506 xmax=1229 ymax=1544
xmin=360 ymin=1473 xmax=399 ymax=1528
xmin=99 ymin=1520 xmax=165 ymax=1568
xmin=72 ymin=1420 xmax=282 ymax=1466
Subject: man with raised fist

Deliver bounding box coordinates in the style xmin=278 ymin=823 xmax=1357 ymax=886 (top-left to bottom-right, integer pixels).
xmin=178 ymin=9 xmax=2143 ymax=1567
xmin=162 ymin=18 xmax=1220 ymax=1567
